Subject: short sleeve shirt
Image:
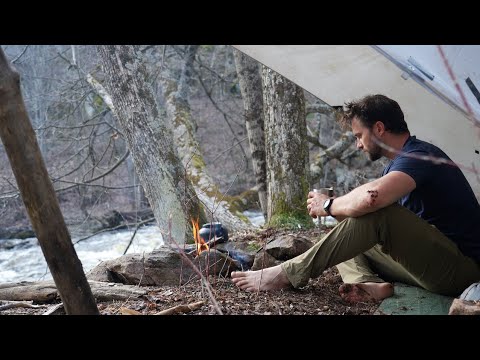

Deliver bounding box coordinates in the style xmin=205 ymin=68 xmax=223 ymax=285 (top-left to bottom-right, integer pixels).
xmin=382 ymin=136 xmax=480 ymax=262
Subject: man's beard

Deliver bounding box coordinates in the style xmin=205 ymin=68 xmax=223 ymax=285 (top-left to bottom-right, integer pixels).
xmin=367 ymin=143 xmax=382 ymax=161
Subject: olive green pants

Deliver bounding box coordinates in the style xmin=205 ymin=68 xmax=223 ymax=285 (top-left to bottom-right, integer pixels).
xmin=281 ymin=203 xmax=480 ymax=296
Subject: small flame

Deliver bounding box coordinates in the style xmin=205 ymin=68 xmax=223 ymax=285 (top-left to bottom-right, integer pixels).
xmin=191 ymin=218 xmax=209 ymax=255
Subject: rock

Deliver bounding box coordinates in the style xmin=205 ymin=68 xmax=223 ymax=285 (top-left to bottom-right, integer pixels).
xmin=265 ymin=234 xmax=314 ymax=260
xmin=251 ymin=251 xmax=283 ymax=270
xmin=87 ymin=245 xmax=239 ymax=286
xmin=86 ymin=262 xmax=116 ymax=282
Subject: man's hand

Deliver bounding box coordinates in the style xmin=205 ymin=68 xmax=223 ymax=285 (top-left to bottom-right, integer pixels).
xmin=307 ymin=191 xmax=331 ymax=218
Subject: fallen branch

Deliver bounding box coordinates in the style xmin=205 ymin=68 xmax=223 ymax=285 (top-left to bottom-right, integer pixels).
xmin=43 ymin=303 xmax=65 ymax=315
xmin=119 ymin=307 xmax=142 ymax=315
xmin=0 ymin=280 xmax=147 ymax=303
xmin=155 ymin=300 xmax=205 ymax=315
xmin=0 ymin=300 xmax=44 ymax=311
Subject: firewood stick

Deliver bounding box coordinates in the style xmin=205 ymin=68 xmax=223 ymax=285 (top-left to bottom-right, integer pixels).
xmin=155 ymin=300 xmax=205 ymax=315
xmin=186 ymin=236 xmax=224 ymax=255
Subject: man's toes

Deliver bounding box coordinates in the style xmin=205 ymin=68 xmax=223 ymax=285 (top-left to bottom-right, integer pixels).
xmin=231 ymin=271 xmax=247 ymax=279
xmin=339 ymin=284 xmax=375 ymax=303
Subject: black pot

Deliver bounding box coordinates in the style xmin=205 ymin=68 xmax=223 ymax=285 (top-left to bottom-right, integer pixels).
xmin=198 ymin=222 xmax=228 ymax=243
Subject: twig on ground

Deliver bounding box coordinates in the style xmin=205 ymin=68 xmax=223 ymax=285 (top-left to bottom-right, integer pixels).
xmin=155 ymin=300 xmax=205 ymax=315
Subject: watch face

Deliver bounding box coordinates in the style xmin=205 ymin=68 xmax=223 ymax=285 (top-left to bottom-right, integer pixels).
xmin=323 ymin=198 xmax=332 ymax=211
xmin=323 ymin=198 xmax=335 ymax=217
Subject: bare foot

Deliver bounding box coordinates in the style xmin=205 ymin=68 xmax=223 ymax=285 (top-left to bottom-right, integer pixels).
xmin=339 ymin=282 xmax=394 ymax=303
xmin=231 ymin=265 xmax=291 ymax=292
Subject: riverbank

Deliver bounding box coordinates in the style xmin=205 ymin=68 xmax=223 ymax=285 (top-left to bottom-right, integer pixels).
xmin=0 ymin=226 xmax=379 ymax=316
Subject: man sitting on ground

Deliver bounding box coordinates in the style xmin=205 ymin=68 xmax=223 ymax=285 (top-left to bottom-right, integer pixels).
xmin=231 ymin=94 xmax=480 ymax=303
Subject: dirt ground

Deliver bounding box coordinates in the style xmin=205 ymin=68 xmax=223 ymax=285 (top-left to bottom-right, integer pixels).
xmin=1 ymin=227 xmax=380 ymax=316
xmin=1 ymin=270 xmax=378 ymax=316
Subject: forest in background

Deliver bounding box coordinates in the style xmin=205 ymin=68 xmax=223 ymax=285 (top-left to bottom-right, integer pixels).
xmin=0 ymin=45 xmax=384 ymax=238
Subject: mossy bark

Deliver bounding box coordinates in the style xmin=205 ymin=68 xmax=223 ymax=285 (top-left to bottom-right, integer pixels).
xmin=262 ymin=67 xmax=314 ymax=229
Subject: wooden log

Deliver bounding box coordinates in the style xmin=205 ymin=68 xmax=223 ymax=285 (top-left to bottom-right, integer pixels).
xmin=0 ymin=280 xmax=147 ymax=303
xmin=0 ymin=49 xmax=98 ymax=315
xmin=155 ymin=300 xmax=205 ymax=315
xmin=448 ymin=298 xmax=480 ymax=315
xmin=88 ymin=281 xmax=147 ymax=301
xmin=0 ymin=300 xmax=44 ymax=311
xmin=0 ymin=281 xmax=58 ymax=303
xmin=0 ymin=282 xmax=34 ymax=290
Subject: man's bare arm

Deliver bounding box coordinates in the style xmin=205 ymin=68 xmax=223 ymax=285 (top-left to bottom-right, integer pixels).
xmin=332 ymin=171 xmax=416 ymax=218
xmin=308 ymin=171 xmax=416 ymax=220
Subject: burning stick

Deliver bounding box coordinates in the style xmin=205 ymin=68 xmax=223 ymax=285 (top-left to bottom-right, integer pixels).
xmin=186 ymin=236 xmax=224 ymax=256
xmin=191 ymin=219 xmax=209 ymax=255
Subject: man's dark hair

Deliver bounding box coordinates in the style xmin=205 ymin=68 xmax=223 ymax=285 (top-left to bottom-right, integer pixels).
xmin=340 ymin=94 xmax=409 ymax=134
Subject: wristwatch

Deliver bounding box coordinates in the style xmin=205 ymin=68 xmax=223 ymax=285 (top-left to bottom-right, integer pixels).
xmin=323 ymin=198 xmax=335 ymax=217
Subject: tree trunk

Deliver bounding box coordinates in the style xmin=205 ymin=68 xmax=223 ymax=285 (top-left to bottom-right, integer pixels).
xmin=262 ymin=67 xmax=312 ymax=228
xmin=163 ymin=45 xmax=251 ymax=232
xmin=233 ymin=49 xmax=267 ymax=218
xmin=0 ymin=48 xmax=99 ymax=315
xmin=97 ymin=45 xmax=205 ymax=245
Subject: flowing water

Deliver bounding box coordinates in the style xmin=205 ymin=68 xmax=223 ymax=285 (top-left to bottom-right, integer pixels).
xmin=0 ymin=225 xmax=164 ymax=283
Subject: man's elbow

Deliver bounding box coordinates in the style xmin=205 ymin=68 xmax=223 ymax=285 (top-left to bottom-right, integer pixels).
xmin=348 ymin=194 xmax=389 ymax=217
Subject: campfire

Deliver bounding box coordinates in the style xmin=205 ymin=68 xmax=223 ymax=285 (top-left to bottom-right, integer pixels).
xmin=191 ymin=219 xmax=209 ymax=255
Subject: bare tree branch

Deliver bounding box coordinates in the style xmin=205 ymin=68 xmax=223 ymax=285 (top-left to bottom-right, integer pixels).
xmin=310 ymin=131 xmax=355 ymax=182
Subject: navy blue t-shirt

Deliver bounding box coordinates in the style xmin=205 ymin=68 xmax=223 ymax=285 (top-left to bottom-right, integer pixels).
xmin=382 ymin=136 xmax=480 ymax=262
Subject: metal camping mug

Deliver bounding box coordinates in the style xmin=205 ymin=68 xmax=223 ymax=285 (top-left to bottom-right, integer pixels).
xmin=313 ymin=187 xmax=334 ymax=197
